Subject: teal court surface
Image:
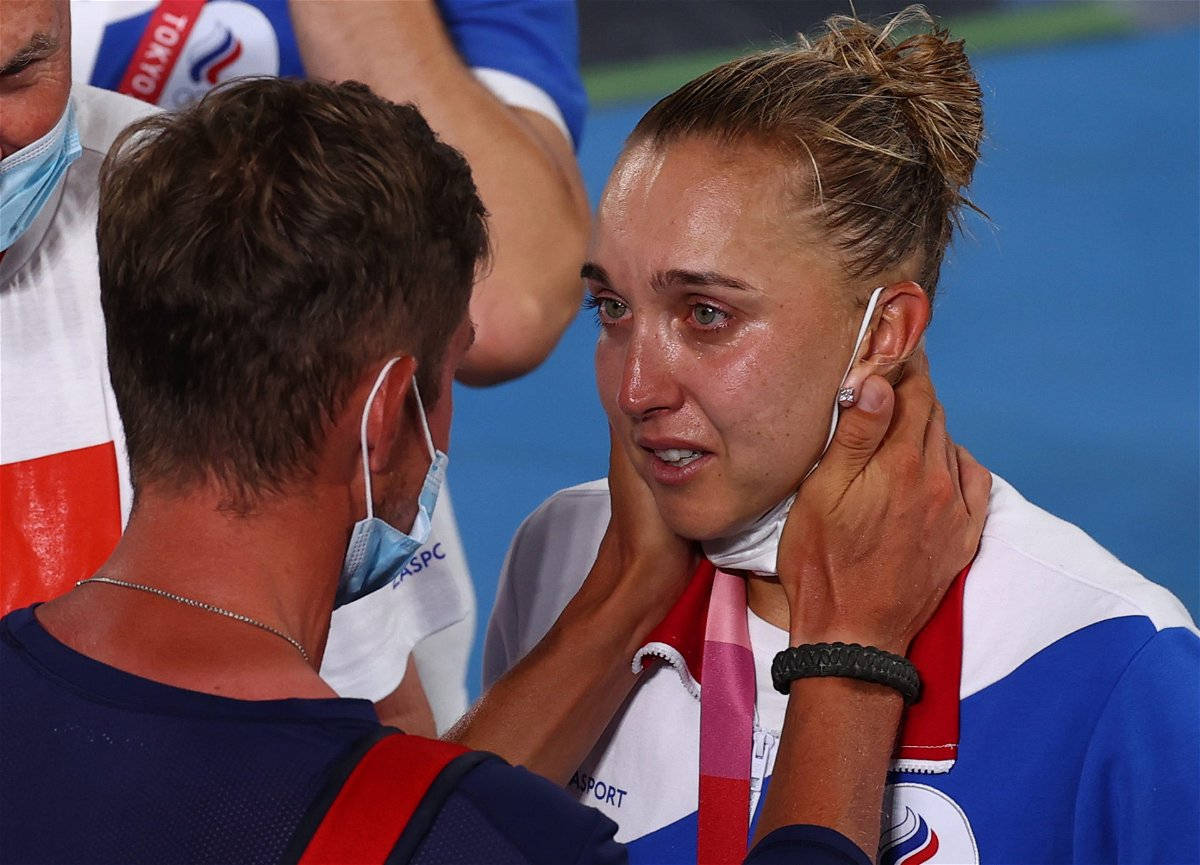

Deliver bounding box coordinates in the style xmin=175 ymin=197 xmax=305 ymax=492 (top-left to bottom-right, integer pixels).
xmin=450 ymin=24 xmax=1199 ymax=695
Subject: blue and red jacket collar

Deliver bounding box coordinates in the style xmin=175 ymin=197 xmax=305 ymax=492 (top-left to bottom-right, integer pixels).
xmin=633 ymin=560 xmax=968 ymax=773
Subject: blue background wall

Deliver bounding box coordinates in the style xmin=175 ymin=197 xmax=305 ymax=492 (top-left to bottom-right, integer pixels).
xmin=451 ymin=26 xmax=1199 ymax=696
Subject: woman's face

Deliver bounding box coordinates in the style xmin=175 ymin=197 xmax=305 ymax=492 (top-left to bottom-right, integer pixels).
xmin=589 ymin=136 xmax=867 ymax=540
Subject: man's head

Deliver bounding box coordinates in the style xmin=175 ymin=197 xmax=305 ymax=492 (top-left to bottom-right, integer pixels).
xmin=0 ymin=0 xmax=70 ymax=158
xmin=98 ymin=77 xmax=488 ymax=508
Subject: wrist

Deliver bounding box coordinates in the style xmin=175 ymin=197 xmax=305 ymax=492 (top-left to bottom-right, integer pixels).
xmin=572 ymin=537 xmax=687 ymax=640
xmin=555 ymin=563 xmax=669 ymax=661
xmin=773 ymin=642 xmax=921 ymax=704
xmin=788 ymin=616 xmax=911 ymax=657
xmin=790 ymin=632 xmax=909 ymax=657
xmin=786 ymin=674 xmax=905 ymax=711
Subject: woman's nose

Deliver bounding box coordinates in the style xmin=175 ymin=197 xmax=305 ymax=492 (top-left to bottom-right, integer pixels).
xmin=617 ymin=326 xmax=682 ymax=419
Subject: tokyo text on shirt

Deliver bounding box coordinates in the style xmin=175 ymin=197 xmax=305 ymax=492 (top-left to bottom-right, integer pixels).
xmin=69 ymin=0 xmax=586 ymax=146
xmin=485 ymin=475 xmax=1200 ymax=864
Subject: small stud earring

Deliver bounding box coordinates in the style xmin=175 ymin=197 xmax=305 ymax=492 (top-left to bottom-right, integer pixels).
xmin=837 ymin=386 xmax=857 ymax=408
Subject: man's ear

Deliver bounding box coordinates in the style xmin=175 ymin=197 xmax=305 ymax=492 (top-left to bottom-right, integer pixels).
xmin=845 ymin=282 xmax=929 ymax=387
xmin=363 ymin=356 xmax=417 ymax=474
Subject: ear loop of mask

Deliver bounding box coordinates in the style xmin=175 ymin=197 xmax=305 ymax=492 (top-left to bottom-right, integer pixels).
xmin=359 ymin=358 xmax=438 ymax=520
xmin=808 ymin=284 xmax=886 ymax=476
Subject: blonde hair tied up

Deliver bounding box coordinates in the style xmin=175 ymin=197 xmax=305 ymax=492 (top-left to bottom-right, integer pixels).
xmin=633 ymin=5 xmax=986 ymax=299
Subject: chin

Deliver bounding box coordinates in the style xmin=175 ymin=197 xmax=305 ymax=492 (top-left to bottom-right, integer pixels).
xmin=652 ymin=481 xmax=795 ymax=542
xmin=652 ymin=489 xmax=747 ymax=542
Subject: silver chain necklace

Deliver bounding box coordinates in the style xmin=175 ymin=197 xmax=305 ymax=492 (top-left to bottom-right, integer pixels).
xmin=76 ymin=576 xmax=310 ymax=664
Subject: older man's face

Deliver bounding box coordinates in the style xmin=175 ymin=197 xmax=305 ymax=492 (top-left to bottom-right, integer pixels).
xmin=0 ymin=0 xmax=71 ymax=158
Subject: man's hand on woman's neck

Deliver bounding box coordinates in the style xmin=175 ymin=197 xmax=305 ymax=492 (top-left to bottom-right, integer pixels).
xmin=746 ymin=573 xmax=791 ymax=631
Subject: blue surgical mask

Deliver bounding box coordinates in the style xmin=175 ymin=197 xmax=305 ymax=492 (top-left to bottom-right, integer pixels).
xmin=1 ymin=102 xmax=81 ymax=251
xmin=335 ymin=358 xmax=448 ymax=608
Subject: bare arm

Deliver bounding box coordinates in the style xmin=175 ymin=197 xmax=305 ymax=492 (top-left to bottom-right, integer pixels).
xmin=446 ymin=427 xmax=696 ymax=782
xmin=757 ymin=678 xmax=905 ymax=856
xmin=445 ymin=560 xmax=662 ymax=783
xmin=754 ymin=354 xmax=991 ymax=855
xmin=374 ymin=655 xmax=436 ymax=738
xmin=289 ymin=0 xmax=590 ymax=385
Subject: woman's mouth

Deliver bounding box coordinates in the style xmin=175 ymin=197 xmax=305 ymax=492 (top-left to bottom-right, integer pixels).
xmin=642 ymin=444 xmax=713 ymax=485
xmin=652 ymin=448 xmax=704 ymax=467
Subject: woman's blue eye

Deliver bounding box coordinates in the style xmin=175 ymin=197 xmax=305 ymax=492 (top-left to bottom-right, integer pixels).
xmin=584 ymin=294 xmax=628 ymax=325
xmin=692 ymin=304 xmax=725 ymax=327
xmin=600 ymin=298 xmax=628 ymax=321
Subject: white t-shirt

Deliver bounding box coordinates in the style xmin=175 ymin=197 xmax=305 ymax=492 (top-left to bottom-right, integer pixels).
xmin=0 ymin=84 xmax=470 ymax=728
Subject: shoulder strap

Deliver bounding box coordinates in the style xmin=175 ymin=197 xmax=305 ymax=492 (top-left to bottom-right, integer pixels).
xmin=292 ymin=729 xmax=477 ymax=865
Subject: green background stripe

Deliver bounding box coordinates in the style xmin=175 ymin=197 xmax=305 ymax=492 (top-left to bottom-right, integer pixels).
xmin=582 ymin=2 xmax=1138 ymax=106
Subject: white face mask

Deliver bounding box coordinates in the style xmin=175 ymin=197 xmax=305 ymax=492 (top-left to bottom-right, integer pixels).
xmin=701 ymin=285 xmax=886 ymax=575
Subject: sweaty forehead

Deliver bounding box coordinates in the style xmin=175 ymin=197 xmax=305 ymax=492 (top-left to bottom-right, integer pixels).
xmin=595 ymin=137 xmax=818 ymax=267
xmin=605 ymin=138 xmax=788 ymax=206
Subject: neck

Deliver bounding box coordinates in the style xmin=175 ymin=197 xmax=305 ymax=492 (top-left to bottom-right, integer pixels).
xmin=37 ymin=480 xmax=349 ymax=701
xmin=745 ymin=574 xmax=790 ymax=632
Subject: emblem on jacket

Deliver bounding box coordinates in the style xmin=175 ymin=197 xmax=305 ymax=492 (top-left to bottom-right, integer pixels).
xmin=164 ymin=1 xmax=280 ymax=108
xmin=187 ymin=23 xmax=243 ymax=86
xmin=881 ymin=784 xmax=978 ymax=865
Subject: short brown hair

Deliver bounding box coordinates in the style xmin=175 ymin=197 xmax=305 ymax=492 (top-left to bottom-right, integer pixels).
xmin=98 ymin=78 xmax=488 ymax=504
xmin=631 ymin=5 xmax=984 ymax=300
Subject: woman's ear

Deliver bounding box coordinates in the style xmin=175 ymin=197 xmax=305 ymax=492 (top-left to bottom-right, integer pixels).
xmin=845 ymin=281 xmax=930 ymax=388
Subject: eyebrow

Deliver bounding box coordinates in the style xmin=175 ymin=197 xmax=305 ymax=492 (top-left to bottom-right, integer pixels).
xmin=580 ymin=262 xmax=609 ymax=285
xmin=656 ymin=269 xmax=759 ymax=294
xmin=581 ymin=263 xmax=758 ymax=295
xmin=0 ymin=33 xmax=58 ymax=77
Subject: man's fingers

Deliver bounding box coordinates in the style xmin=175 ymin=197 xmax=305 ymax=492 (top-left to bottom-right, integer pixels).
xmin=884 ymin=349 xmax=936 ymax=450
xmin=929 ymin=404 xmax=963 ymax=502
xmin=923 ymin=397 xmax=948 ymax=452
xmin=945 ymin=428 xmax=963 ymax=502
xmin=956 ymin=444 xmax=992 ymax=540
xmin=904 ymin=345 xmax=931 ymax=378
xmin=820 ymin=375 xmax=895 ymax=487
xmin=606 ymin=424 xmax=644 ymax=517
xmin=606 ymin=424 xmax=625 ymax=488
xmin=921 ymin=398 xmax=962 ymax=495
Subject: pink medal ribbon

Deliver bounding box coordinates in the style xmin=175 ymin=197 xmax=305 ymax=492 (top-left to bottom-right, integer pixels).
xmin=636 ymin=560 xmax=970 ymax=864
xmin=698 ymin=569 xmax=756 ymax=864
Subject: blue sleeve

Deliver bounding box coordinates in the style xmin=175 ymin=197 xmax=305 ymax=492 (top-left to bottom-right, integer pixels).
xmin=1072 ymin=626 xmax=1200 ymax=864
xmin=412 ymin=758 xmax=625 ymax=864
xmin=746 ymin=825 xmax=872 ymax=865
xmin=435 ymin=0 xmax=586 ymax=148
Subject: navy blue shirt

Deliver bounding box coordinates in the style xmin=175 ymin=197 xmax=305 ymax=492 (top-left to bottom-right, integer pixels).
xmin=0 ymin=606 xmax=867 ymax=865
